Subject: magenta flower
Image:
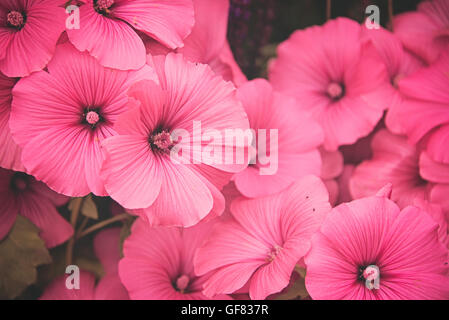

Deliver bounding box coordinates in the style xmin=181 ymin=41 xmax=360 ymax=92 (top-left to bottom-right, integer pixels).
xmin=40 ymin=228 xmax=129 ymax=300
xmin=420 ymin=151 xmax=449 ymax=212
xmin=319 ymin=147 xmax=344 ymax=206
xmin=0 ymin=168 xmax=72 ymax=247
xmin=100 ymin=53 xmax=249 ymax=227
xmin=0 ymin=71 xmax=23 ymax=171
xmin=0 ymin=0 xmax=66 ymax=77
xmin=361 ymin=25 xmax=424 ymax=134
xmin=396 ymin=51 xmax=449 ymax=165
xmin=232 ymin=79 xmax=323 ymax=198
xmin=305 ymin=185 xmax=449 ymax=300
xmin=119 ymin=219 xmax=230 ymax=300
xmin=269 ymin=18 xmax=394 ymax=150
xmin=393 ymin=0 xmax=449 ymax=64
xmin=66 ymin=0 xmax=194 ymax=70
xmin=194 ymin=176 xmax=331 ymax=300
xmin=143 ymin=0 xmax=247 ymax=86
xmin=350 ymin=129 xmax=432 ymax=209
xmin=10 ymin=43 xmax=155 ymax=197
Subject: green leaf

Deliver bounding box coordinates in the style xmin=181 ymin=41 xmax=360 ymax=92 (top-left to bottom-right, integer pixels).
xmin=80 ymin=195 xmax=99 ymax=220
xmin=68 ymin=195 xmax=98 ymax=220
xmin=0 ymin=216 xmax=52 ymax=299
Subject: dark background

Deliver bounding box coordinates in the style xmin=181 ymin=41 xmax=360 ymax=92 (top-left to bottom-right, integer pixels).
xmin=228 ymin=0 xmax=422 ymax=79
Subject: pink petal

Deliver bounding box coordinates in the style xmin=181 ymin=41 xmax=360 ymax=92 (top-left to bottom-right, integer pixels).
xmin=93 ymin=227 xmax=122 ymax=275
xmin=0 ymin=73 xmax=23 ymax=171
xmin=0 ymin=1 xmax=66 ymax=77
xmin=112 ymin=0 xmax=194 ymax=50
xmin=67 ymin=1 xmax=146 ymax=70
xmin=101 ymin=135 xmax=163 ymax=209
xmin=177 ymin=0 xmax=229 ymax=63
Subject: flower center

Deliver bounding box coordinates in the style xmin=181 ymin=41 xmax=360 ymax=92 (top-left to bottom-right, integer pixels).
xmin=94 ymin=0 xmax=114 ymax=14
xmin=174 ymin=274 xmax=190 ymax=293
xmin=358 ymin=264 xmax=380 ymax=289
xmin=266 ymin=245 xmax=282 ymax=262
xmin=7 ymin=11 xmax=25 ymax=29
xmin=150 ymin=130 xmax=174 ymax=151
xmin=85 ymin=111 xmax=100 ymax=125
xmin=10 ymin=172 xmax=30 ymax=193
xmin=327 ymin=82 xmax=344 ymax=100
xmin=82 ymin=108 xmax=103 ymax=129
xmin=392 ymin=73 xmax=404 ymax=89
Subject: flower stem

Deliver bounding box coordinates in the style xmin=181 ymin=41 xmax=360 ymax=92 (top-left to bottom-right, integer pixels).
xmin=326 ymin=0 xmax=332 ymax=21
xmin=388 ymin=0 xmax=394 ymax=31
xmin=65 ymin=197 xmax=83 ymax=266
xmin=76 ymin=213 xmax=129 ymax=239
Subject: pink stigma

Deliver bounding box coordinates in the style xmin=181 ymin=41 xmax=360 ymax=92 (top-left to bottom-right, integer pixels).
xmin=363 ymin=265 xmax=380 ymax=282
xmin=175 ymin=275 xmax=190 ymax=293
xmin=86 ymin=111 xmax=100 ymax=125
xmin=7 ymin=11 xmax=24 ymax=28
xmin=327 ymin=82 xmax=344 ymax=99
xmin=95 ymin=0 xmax=114 ymax=11
xmin=266 ymin=245 xmax=282 ymax=262
xmin=152 ymin=130 xmax=173 ymax=150
xmin=14 ymin=178 xmax=27 ymax=191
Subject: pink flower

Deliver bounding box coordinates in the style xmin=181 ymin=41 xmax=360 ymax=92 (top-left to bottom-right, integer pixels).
xmin=319 ymin=147 xmax=344 ymax=206
xmin=0 ymin=0 xmax=66 ymax=77
xmin=119 ymin=218 xmax=230 ymax=300
xmin=10 ymin=43 xmax=155 ymax=197
xmin=40 ymin=228 xmax=129 ymax=300
xmin=350 ymin=129 xmax=433 ymax=209
xmin=0 ymin=71 xmax=23 ymax=171
xmin=0 ymin=168 xmax=72 ymax=247
xmin=143 ymin=0 xmax=247 ymax=86
xmin=393 ymin=0 xmax=449 ymax=64
xmin=232 ymin=79 xmax=323 ymax=198
xmin=66 ymin=0 xmax=194 ymax=70
xmin=396 ymin=51 xmax=449 ymax=165
xmin=269 ymin=17 xmax=394 ymax=151
xmin=100 ymin=53 xmax=249 ymax=227
xmin=420 ymin=151 xmax=449 ymax=212
xmin=305 ymin=185 xmax=449 ymax=300
xmin=194 ymin=175 xmax=331 ymax=300
xmin=361 ymin=25 xmax=424 ymax=134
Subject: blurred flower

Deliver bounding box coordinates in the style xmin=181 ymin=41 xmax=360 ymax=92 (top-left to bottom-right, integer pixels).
xmin=0 ymin=71 xmax=22 ymax=171
xmin=40 ymin=228 xmax=129 ymax=300
xmin=396 ymin=51 xmax=449 ymax=165
xmin=119 ymin=219 xmax=230 ymax=300
xmin=269 ymin=17 xmax=395 ymax=151
xmin=233 ymin=79 xmax=323 ymax=198
xmin=393 ymin=0 xmax=449 ymax=64
xmin=0 ymin=168 xmax=72 ymax=247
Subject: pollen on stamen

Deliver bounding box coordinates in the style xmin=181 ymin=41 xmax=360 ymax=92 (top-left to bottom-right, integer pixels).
xmin=95 ymin=0 xmax=115 ymax=12
xmin=85 ymin=111 xmax=100 ymax=125
xmin=151 ymin=130 xmax=174 ymax=151
xmin=175 ymin=274 xmax=190 ymax=293
xmin=327 ymin=82 xmax=344 ymax=100
xmin=7 ymin=11 xmax=24 ymax=29
xmin=14 ymin=178 xmax=28 ymax=191
xmin=266 ymin=245 xmax=282 ymax=262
